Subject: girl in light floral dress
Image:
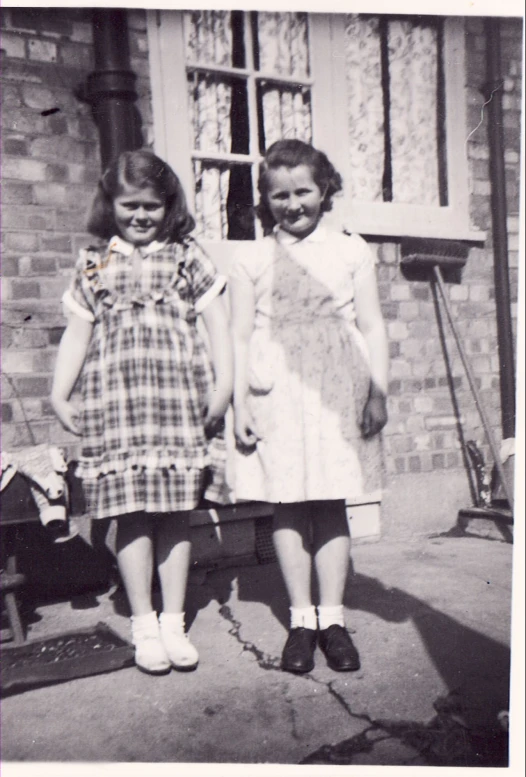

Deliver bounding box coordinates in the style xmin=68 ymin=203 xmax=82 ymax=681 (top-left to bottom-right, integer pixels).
xmin=230 ymin=140 xmax=388 ymax=674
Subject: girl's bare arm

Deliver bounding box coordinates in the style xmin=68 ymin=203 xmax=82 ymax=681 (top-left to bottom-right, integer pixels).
xmin=354 ymin=267 xmax=389 ymax=437
xmin=229 ymin=276 xmax=258 ymax=447
xmin=51 ymin=313 xmax=93 ymax=435
xmin=201 ymin=294 xmax=234 ymax=430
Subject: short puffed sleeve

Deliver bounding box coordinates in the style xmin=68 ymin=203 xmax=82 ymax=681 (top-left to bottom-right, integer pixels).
xmin=346 ymin=233 xmax=377 ymax=292
xmin=183 ymin=238 xmax=226 ymax=313
xmin=229 ymin=247 xmax=254 ymax=285
xmin=229 ymin=239 xmax=272 ymax=287
xmin=61 ymin=248 xmax=100 ymax=322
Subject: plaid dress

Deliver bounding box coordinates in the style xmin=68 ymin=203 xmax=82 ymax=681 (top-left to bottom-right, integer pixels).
xmin=63 ymin=235 xmax=227 ymax=520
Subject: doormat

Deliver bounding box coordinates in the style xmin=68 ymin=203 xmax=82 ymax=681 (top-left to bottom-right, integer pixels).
xmin=1 ymin=622 xmax=135 ymax=697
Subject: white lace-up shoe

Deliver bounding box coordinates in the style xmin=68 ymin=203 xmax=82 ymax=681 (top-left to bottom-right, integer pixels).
xmin=131 ymin=612 xmax=171 ymax=675
xmin=159 ymin=614 xmax=199 ymax=671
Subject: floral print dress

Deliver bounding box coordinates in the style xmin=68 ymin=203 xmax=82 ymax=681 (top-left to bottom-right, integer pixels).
xmin=62 ymin=235 xmax=227 ymax=520
xmin=229 ymin=224 xmax=383 ymax=504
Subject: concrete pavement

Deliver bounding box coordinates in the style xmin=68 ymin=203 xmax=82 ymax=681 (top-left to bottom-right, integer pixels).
xmin=0 ymin=532 xmax=515 ymax=767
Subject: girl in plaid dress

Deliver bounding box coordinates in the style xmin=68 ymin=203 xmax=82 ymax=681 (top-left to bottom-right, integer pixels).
xmin=51 ymin=150 xmax=233 ymax=674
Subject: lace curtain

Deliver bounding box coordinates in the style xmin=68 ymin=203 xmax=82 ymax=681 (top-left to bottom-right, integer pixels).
xmin=184 ymin=10 xmax=311 ymax=240
xmin=345 ymin=14 xmax=441 ymax=206
xmin=257 ymin=12 xmax=312 ymax=148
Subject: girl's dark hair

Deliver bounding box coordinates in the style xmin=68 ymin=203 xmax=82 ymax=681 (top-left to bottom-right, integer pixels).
xmin=256 ymin=139 xmax=343 ymax=233
xmin=87 ymin=149 xmax=196 ymax=241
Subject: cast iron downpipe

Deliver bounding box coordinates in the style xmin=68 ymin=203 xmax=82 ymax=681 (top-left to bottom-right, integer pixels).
xmin=484 ymin=17 xmax=516 ymax=439
xmin=83 ymin=9 xmax=142 ymax=169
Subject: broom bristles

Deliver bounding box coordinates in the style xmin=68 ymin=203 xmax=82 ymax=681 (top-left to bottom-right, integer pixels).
xmin=400 ymin=238 xmax=469 ymax=270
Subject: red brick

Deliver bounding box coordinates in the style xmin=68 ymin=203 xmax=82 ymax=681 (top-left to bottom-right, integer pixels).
xmin=11 ymin=327 xmax=49 ymax=349
xmin=9 ymin=9 xmax=41 ymax=32
xmin=32 ymin=182 xmax=69 ymax=206
xmin=1 ymin=258 xmax=19 ymax=277
xmin=45 ymin=163 xmax=70 ymax=183
xmin=2 ymin=182 xmax=33 ymax=204
xmin=14 ymin=375 xmax=50 ymax=397
xmin=3 ymin=137 xmax=28 ymax=156
xmin=40 ymin=9 xmax=74 ymax=37
xmin=30 ymin=256 xmax=58 ymax=274
xmin=389 ymin=341 xmax=400 ymax=358
xmin=30 ymin=135 xmax=88 ymax=164
xmin=1 ymin=326 xmax=14 ymax=348
xmin=394 ymin=457 xmax=406 ymax=473
xmin=0 ymin=423 xmax=36 ymax=449
xmin=49 ymin=113 xmax=69 ymax=135
xmin=9 ymin=280 xmax=41 ymax=299
xmin=28 ymin=38 xmax=57 ymax=63
xmin=39 ymin=234 xmax=72 ymax=254
xmin=32 ymin=350 xmax=58 ymax=372
xmin=48 ymin=327 xmax=66 ymax=345
xmin=388 ymin=379 xmax=402 ymax=396
xmin=5 ymin=232 xmax=40 ymax=253
xmin=59 ymin=41 xmax=93 ymax=70
xmin=408 ymin=456 xmax=421 ymax=473
xmin=2 ymin=403 xmax=14 ymax=423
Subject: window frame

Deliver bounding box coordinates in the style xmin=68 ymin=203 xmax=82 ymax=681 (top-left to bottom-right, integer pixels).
xmin=147 ymin=10 xmax=485 ymax=243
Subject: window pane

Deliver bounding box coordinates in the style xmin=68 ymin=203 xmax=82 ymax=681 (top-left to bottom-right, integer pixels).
xmin=184 ymin=11 xmax=234 ymax=66
xmin=187 ymin=74 xmax=249 ymax=155
xmin=255 ymin=12 xmax=310 ymax=77
xmin=388 ymin=18 xmax=440 ymax=205
xmin=258 ymin=83 xmax=312 ymax=151
xmin=193 ymin=161 xmax=255 ymax=241
xmin=345 ymin=15 xmax=445 ymax=206
xmin=344 ymin=15 xmax=385 ymax=202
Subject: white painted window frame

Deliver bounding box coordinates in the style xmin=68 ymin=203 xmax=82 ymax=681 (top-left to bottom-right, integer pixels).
xmin=147 ymin=10 xmax=484 ymax=244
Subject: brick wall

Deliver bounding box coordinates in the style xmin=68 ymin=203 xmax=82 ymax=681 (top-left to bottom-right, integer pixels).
xmin=1 ymin=8 xmax=152 ymax=456
xmin=378 ymin=17 xmax=522 ymax=489
xmin=1 ymin=10 xmax=522 ymax=528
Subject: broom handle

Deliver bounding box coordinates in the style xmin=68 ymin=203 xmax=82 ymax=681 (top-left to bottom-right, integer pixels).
xmin=433 ymin=265 xmax=514 ymax=510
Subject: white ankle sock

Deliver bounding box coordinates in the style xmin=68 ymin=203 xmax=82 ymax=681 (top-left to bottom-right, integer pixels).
xmin=317 ymin=605 xmax=344 ymax=630
xmin=131 ymin=611 xmax=158 ymax=629
xmin=159 ymin=611 xmax=185 ymax=632
xmin=290 ymin=605 xmax=317 ymax=630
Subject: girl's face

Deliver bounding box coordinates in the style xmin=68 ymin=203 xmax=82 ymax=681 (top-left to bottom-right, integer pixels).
xmin=265 ymin=164 xmax=325 ymax=238
xmin=113 ymin=183 xmax=166 ymax=246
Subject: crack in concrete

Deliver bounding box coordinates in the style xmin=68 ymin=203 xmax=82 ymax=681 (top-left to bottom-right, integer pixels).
xmin=214 ymin=600 xmax=506 ymax=766
xmin=217 ymin=604 xmax=281 ymax=671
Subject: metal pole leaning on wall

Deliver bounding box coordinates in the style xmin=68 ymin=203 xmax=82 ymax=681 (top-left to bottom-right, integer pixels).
xmin=484 ymin=16 xmax=516 ymax=440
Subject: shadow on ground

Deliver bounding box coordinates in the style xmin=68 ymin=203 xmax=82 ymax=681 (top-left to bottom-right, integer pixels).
xmin=179 ymin=547 xmax=510 ymax=767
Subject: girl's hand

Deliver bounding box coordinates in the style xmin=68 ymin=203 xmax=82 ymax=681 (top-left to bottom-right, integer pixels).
xmin=234 ymin=404 xmax=259 ymax=449
xmin=51 ymin=396 xmax=81 ymax=436
xmin=204 ymin=388 xmax=230 ymax=436
xmin=360 ymin=388 xmax=388 ymax=439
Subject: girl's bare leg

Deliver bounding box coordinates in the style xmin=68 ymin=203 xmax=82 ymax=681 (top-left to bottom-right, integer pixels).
xmin=273 ymin=502 xmax=312 ymax=608
xmin=312 ymin=500 xmax=350 ymax=607
xmin=115 ymin=512 xmax=155 ymax=616
xmin=155 ymin=511 xmax=198 ymax=669
xmin=312 ymin=500 xmax=359 ymax=672
xmin=155 ymin=511 xmax=192 ymax=614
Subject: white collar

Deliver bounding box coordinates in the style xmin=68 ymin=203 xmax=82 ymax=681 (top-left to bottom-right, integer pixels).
xmin=274 ymin=223 xmax=327 ymax=245
xmin=109 ymin=235 xmax=167 ymax=256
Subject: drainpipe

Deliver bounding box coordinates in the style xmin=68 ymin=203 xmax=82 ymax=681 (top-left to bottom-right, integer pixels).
xmin=484 ymin=17 xmax=516 ymax=439
xmin=81 ymin=9 xmax=142 ymax=168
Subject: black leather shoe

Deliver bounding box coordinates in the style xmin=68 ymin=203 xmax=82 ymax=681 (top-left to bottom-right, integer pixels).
xmin=281 ymin=628 xmax=317 ymax=674
xmin=318 ymin=625 xmax=360 ymax=671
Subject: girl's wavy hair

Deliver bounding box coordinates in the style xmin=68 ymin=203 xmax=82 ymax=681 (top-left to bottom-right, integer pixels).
xmin=256 ymin=139 xmax=343 ymax=233
xmin=87 ymin=149 xmax=196 ymax=242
